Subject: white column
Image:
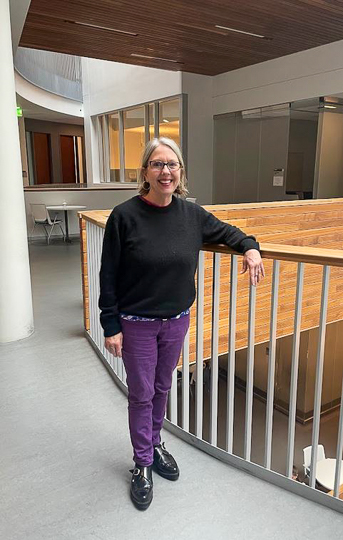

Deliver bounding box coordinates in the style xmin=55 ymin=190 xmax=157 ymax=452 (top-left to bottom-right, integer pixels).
xmin=0 ymin=0 xmax=34 ymax=342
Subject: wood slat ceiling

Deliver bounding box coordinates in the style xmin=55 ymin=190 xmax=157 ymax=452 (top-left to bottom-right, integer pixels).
xmin=20 ymin=0 xmax=343 ymax=76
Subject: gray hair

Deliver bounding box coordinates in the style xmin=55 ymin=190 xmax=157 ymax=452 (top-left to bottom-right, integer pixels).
xmin=138 ymin=137 xmax=188 ymax=197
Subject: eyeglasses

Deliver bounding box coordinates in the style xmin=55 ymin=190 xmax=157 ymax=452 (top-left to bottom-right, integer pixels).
xmin=148 ymin=160 xmax=181 ymax=172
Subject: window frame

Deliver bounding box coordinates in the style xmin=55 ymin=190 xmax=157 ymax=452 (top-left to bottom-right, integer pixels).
xmin=96 ymin=94 xmax=187 ymax=184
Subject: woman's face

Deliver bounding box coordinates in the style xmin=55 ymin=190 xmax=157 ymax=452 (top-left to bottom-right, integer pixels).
xmin=144 ymin=144 xmax=181 ymax=198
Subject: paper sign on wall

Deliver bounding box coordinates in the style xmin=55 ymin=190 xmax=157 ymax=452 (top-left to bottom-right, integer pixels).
xmin=273 ymin=168 xmax=284 ymax=187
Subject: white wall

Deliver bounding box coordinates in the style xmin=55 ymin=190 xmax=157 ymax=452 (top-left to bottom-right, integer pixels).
xmin=213 ymin=40 xmax=343 ymax=115
xmin=25 ymin=188 xmax=137 ymax=239
xmin=82 ymin=58 xmax=182 ymax=116
xmin=15 ymin=72 xmax=83 ymax=118
xmin=9 ymin=0 xmax=31 ymax=53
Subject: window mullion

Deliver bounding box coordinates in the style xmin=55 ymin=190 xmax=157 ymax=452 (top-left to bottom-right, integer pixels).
xmin=119 ymin=110 xmax=125 ymax=183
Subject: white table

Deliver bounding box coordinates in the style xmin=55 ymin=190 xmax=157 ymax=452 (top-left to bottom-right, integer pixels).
xmin=315 ymin=458 xmax=343 ymax=490
xmin=46 ymin=205 xmax=86 ymax=243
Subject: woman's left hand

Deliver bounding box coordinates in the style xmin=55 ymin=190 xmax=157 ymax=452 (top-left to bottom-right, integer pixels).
xmin=241 ymin=249 xmax=265 ymax=287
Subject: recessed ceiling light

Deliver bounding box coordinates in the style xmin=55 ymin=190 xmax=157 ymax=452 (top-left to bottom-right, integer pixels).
xmin=68 ymin=20 xmax=138 ymax=36
xmin=215 ymin=24 xmax=269 ymax=39
xmin=324 ymin=105 xmax=337 ymax=109
xmin=176 ymin=22 xmax=228 ymax=35
xmin=131 ymin=53 xmax=182 ymax=64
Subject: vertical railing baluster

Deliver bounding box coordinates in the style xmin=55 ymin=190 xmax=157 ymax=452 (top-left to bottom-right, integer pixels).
xmin=86 ymin=223 xmax=91 ymax=336
xmin=170 ymin=364 xmax=178 ymax=425
xmin=93 ymin=224 xmax=98 ymax=346
xmin=310 ymin=265 xmax=330 ymax=488
xmin=88 ymin=222 xmax=95 ymax=341
xmin=210 ymin=253 xmax=221 ymax=446
xmin=244 ymin=282 xmax=256 ymax=462
xmin=95 ymin=226 xmax=101 ymax=351
xmin=98 ymin=227 xmax=105 ymax=356
xmin=195 ymin=251 xmax=205 ymax=439
xmin=334 ymin=376 xmax=343 ymax=497
xmin=286 ymin=262 xmax=305 ymax=478
xmin=226 ymin=255 xmax=238 ymax=453
xmin=264 ymin=259 xmax=280 ymax=470
xmin=182 ymin=328 xmax=190 ymax=431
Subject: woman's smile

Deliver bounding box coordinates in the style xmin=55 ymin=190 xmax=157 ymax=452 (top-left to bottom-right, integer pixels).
xmin=158 ymin=179 xmax=173 ymax=186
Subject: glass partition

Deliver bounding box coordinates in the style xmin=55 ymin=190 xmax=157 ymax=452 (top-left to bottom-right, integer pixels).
xmin=159 ymin=99 xmax=180 ymax=145
xmin=109 ymin=113 xmax=120 ymax=183
xmin=123 ymin=106 xmax=145 ymax=182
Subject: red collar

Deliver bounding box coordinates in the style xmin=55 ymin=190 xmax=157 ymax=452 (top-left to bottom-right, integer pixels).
xmin=140 ymin=196 xmax=172 ymax=208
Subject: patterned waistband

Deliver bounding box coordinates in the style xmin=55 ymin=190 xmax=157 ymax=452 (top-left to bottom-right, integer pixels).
xmin=119 ymin=308 xmax=190 ymax=322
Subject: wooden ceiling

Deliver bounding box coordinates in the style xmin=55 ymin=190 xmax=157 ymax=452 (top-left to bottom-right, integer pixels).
xmin=20 ymin=0 xmax=343 ymax=76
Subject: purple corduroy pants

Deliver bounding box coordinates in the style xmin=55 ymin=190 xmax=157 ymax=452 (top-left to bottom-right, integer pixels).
xmin=121 ymin=314 xmax=190 ymax=467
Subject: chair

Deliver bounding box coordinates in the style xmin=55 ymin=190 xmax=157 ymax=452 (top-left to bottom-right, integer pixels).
xmin=30 ymin=204 xmax=65 ymax=244
xmin=303 ymin=444 xmax=326 ymax=477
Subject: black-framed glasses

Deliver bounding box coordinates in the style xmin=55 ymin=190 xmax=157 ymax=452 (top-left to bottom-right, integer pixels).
xmin=149 ymin=160 xmax=181 ymax=171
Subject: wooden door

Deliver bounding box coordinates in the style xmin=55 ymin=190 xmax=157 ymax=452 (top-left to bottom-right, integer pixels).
xmin=32 ymin=132 xmax=52 ymax=184
xmin=60 ymin=135 xmax=76 ymax=183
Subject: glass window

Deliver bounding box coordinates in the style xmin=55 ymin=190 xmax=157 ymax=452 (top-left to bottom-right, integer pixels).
xmin=109 ymin=113 xmax=120 ymax=182
xmin=99 ymin=96 xmax=183 ymax=183
xmin=159 ymin=99 xmax=180 ymax=145
xmin=123 ymin=106 xmax=145 ymax=182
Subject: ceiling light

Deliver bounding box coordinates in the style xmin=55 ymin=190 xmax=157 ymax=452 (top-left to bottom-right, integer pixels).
xmin=324 ymin=105 xmax=337 ymax=109
xmin=68 ymin=21 xmax=138 ymax=36
xmin=215 ymin=24 xmax=269 ymax=39
xmin=162 ymin=119 xmax=169 ymax=123
xmin=131 ymin=54 xmax=182 ymax=64
xmin=176 ymin=22 xmax=228 ymax=35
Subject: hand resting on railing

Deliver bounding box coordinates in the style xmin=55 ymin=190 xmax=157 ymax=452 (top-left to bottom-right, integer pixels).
xmin=241 ymin=248 xmax=265 ymax=287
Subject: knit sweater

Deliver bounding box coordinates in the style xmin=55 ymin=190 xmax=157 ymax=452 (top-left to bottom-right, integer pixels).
xmin=99 ymin=195 xmax=259 ymax=337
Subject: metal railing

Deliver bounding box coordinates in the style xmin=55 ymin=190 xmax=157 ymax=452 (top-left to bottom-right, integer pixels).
xmin=85 ymin=220 xmax=343 ymax=512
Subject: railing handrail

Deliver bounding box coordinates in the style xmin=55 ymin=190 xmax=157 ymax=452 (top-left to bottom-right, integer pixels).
xmin=78 ymin=211 xmax=343 ymax=267
xmin=203 ymin=242 xmax=343 ymax=268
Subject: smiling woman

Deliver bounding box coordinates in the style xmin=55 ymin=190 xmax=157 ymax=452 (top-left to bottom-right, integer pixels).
xmin=98 ymin=136 xmax=262 ymax=510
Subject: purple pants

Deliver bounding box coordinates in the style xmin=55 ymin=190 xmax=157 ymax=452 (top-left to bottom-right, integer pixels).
xmin=121 ymin=314 xmax=190 ymax=467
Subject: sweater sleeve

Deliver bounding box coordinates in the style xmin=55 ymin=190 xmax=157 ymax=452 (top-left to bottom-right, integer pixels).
xmin=98 ymin=212 xmax=122 ymax=337
xmin=201 ymin=207 xmax=259 ymax=254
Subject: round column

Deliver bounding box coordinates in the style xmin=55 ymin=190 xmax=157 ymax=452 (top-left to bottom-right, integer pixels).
xmin=0 ymin=0 xmax=33 ymax=342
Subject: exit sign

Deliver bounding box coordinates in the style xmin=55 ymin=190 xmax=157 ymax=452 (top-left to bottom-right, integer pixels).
xmin=16 ymin=106 xmax=23 ymax=117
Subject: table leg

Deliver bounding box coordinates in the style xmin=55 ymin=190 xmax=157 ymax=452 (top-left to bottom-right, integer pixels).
xmin=64 ymin=210 xmax=71 ymax=243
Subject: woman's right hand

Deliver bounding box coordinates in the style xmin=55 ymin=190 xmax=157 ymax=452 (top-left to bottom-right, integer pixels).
xmin=105 ymin=332 xmax=123 ymax=357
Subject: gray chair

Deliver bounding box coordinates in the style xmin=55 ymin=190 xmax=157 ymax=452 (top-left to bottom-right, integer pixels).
xmin=30 ymin=204 xmax=65 ymax=244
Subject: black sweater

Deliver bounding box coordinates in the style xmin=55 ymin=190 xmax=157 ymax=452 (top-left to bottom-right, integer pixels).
xmin=99 ymin=195 xmax=259 ymax=337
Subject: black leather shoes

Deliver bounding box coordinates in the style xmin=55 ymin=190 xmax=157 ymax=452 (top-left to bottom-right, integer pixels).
xmin=130 ymin=464 xmax=153 ymax=510
xmin=153 ymin=442 xmax=179 ymax=481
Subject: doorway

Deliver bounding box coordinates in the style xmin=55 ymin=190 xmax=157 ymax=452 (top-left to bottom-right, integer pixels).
xmin=60 ymin=135 xmax=84 ymax=183
xmin=31 ymin=132 xmax=52 ymax=185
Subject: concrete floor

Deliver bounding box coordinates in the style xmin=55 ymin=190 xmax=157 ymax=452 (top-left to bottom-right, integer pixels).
xmin=1 ymin=240 xmax=343 ymax=540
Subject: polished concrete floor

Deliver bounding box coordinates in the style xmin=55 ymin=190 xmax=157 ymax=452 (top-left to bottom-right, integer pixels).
xmin=1 ymin=240 xmax=343 ymax=540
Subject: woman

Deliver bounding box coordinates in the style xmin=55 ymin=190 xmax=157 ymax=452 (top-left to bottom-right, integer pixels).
xmin=99 ymin=137 xmax=264 ymax=511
